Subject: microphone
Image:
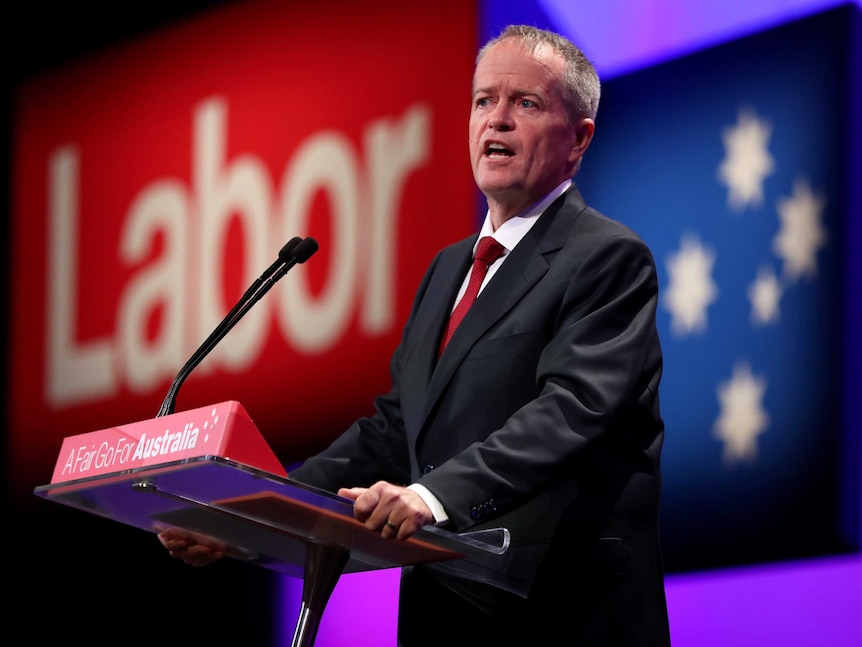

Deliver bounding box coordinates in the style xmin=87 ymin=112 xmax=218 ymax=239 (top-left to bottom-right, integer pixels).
xmin=220 ymin=236 xmax=302 ymax=336
xmin=156 ymin=236 xmax=320 ymax=417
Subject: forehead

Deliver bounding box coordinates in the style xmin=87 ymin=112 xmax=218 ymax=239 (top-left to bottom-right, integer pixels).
xmin=473 ymin=39 xmax=563 ymax=94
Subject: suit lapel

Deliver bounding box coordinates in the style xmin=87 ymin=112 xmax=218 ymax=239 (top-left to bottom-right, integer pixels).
xmin=417 ymin=190 xmax=583 ymax=438
xmin=398 ymin=237 xmax=475 ymax=438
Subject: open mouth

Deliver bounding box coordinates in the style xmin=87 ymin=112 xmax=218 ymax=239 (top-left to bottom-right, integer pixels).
xmin=485 ymin=142 xmax=514 ymax=157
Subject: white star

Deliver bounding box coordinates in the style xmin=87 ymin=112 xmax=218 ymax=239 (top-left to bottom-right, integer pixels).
xmin=717 ymin=107 xmax=775 ymax=212
xmin=713 ymin=361 xmax=769 ymax=466
xmin=772 ymin=177 xmax=828 ymax=282
xmin=748 ymin=266 xmax=783 ymax=326
xmin=663 ymin=234 xmax=719 ymax=336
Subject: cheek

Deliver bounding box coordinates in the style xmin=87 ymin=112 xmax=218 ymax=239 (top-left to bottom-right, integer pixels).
xmin=468 ymin=136 xmax=484 ymax=159
xmin=468 ymin=119 xmax=481 ymax=143
xmin=535 ymin=134 xmax=570 ymax=163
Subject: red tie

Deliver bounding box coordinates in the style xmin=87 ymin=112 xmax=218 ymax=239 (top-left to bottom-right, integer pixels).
xmin=439 ymin=236 xmax=506 ymax=355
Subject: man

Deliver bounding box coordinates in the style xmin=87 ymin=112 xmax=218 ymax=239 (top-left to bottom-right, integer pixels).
xmin=161 ymin=25 xmax=671 ymax=646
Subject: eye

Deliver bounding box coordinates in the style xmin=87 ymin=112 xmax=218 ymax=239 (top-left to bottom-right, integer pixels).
xmin=519 ymin=99 xmax=537 ymax=109
xmin=476 ymin=97 xmax=492 ymax=108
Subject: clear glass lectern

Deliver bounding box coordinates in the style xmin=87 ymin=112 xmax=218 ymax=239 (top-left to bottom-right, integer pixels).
xmin=36 ymin=454 xmax=508 ymax=647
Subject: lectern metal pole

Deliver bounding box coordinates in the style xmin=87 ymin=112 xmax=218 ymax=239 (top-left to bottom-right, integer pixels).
xmin=291 ymin=542 xmax=351 ymax=647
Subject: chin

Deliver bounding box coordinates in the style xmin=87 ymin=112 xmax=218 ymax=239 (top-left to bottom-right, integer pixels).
xmin=478 ymin=181 xmax=520 ymax=197
xmin=476 ymin=172 xmax=517 ymax=192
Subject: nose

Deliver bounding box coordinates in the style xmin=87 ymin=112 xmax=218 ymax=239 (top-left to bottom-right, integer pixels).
xmin=488 ymin=103 xmax=513 ymax=131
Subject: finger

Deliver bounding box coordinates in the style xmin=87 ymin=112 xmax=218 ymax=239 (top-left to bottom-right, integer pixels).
xmin=382 ymin=518 xmax=401 ymax=539
xmin=337 ymin=487 xmax=364 ymax=501
xmin=157 ymin=529 xmax=180 ymax=546
xmin=352 ymin=486 xmax=384 ymax=523
xmin=160 ymin=537 xmax=189 ymax=551
xmin=363 ymin=481 xmax=409 ymax=531
xmin=182 ymin=544 xmax=223 ymax=566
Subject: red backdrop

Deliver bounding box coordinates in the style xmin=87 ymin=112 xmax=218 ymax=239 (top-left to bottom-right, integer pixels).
xmin=9 ymin=0 xmax=478 ymax=502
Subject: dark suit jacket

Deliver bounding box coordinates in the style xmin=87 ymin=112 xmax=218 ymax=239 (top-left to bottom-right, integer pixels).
xmin=290 ymin=185 xmax=670 ymax=644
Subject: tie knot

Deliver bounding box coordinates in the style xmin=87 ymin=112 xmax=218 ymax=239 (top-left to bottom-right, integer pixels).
xmin=475 ymin=236 xmax=505 ymax=266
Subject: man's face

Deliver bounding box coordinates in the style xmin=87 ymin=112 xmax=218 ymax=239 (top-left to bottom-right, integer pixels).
xmin=469 ymin=39 xmax=585 ymax=216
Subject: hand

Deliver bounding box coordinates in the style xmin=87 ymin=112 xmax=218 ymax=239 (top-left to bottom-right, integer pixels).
xmin=157 ymin=527 xmax=227 ymax=567
xmin=338 ymin=481 xmax=434 ymax=539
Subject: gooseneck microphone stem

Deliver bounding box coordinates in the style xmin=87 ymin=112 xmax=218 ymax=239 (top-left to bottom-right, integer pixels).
xmin=156 ymin=236 xmax=319 ymax=417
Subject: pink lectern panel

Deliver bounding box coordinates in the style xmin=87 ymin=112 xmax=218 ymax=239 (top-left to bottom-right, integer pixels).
xmin=49 ymin=400 xmax=286 ymax=483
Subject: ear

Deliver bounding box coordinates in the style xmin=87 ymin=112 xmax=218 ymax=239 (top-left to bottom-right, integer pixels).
xmin=568 ymin=118 xmax=595 ymax=163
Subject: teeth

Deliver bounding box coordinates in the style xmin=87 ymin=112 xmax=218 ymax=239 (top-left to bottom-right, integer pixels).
xmin=486 ymin=144 xmax=510 ymax=155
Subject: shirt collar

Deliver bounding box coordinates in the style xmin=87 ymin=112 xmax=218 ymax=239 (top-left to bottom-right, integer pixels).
xmin=475 ymin=179 xmax=573 ymax=253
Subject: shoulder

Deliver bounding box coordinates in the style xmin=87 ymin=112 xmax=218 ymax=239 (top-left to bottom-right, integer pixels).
xmin=553 ymin=189 xmax=652 ymax=261
xmin=430 ymin=233 xmax=478 ymax=265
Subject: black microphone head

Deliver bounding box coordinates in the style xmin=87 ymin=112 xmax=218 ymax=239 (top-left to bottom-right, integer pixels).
xmin=277 ymin=236 xmax=303 ymax=263
xmin=293 ymin=237 xmax=319 ymax=263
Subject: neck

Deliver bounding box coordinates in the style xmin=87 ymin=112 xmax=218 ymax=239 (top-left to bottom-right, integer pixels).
xmin=485 ymin=198 xmax=527 ymax=230
xmin=484 ymin=179 xmax=575 ymax=230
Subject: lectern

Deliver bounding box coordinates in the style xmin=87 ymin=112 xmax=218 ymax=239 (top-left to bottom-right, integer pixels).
xmin=34 ymin=401 xmax=508 ymax=647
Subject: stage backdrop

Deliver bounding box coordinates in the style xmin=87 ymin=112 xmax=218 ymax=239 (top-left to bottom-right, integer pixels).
xmin=7 ymin=0 xmax=862 ymax=645
xmin=576 ymin=2 xmax=861 ymax=572
xmin=9 ymin=0 xmax=478 ymax=504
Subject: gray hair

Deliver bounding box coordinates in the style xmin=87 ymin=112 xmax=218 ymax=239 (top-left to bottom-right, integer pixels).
xmin=477 ymin=25 xmax=601 ymax=124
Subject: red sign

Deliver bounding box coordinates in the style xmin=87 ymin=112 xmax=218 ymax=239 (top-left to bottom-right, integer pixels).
xmin=10 ymin=0 xmax=478 ymax=502
xmin=49 ymin=400 xmax=287 ymax=483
